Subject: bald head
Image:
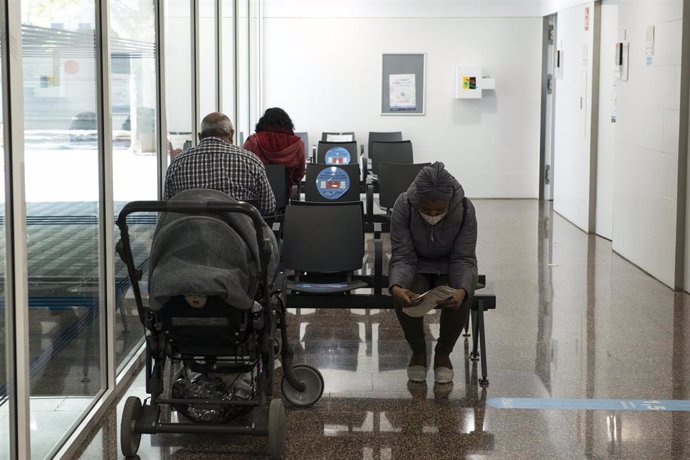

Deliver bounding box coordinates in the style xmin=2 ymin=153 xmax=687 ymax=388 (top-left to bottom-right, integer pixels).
xmin=199 ymin=112 xmax=234 ymax=143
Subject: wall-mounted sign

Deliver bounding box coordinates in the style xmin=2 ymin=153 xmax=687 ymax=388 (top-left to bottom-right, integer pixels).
xmin=389 ymin=73 xmax=416 ymax=110
xmin=455 ymin=65 xmax=485 ymax=99
xmin=382 ymin=53 xmax=426 ymax=115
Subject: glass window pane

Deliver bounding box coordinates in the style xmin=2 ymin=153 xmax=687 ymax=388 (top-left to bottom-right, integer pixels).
xmin=0 ymin=6 xmax=8 ymax=456
xmin=21 ymin=1 xmax=102 ymax=457
xmin=111 ymin=0 xmax=157 ymax=370
xmin=237 ymin=0 xmax=249 ymax=144
xmin=165 ymin=0 xmax=193 ymax=158
xmin=221 ymin=1 xmax=235 ymax=123
xmin=199 ymin=0 xmax=217 ymax=117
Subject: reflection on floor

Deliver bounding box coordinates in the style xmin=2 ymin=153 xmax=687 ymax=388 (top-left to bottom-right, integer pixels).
xmin=0 ymin=396 xmax=92 ymax=459
xmin=73 ymin=200 xmax=690 ymax=459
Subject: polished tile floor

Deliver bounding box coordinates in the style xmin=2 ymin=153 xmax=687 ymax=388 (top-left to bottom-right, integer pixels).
xmin=73 ymin=200 xmax=690 ymax=459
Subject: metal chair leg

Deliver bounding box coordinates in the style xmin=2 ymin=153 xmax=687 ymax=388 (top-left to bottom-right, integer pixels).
xmin=477 ymin=306 xmax=489 ymax=386
xmin=470 ymin=308 xmax=479 ymax=361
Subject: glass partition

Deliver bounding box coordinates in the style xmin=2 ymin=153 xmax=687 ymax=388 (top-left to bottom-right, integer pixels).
xmin=0 ymin=3 xmax=8 ymax=455
xmin=199 ymin=0 xmax=217 ymax=117
xmin=111 ymin=0 xmax=158 ymax=370
xmin=221 ymin=0 xmax=236 ymax=126
xmin=165 ymin=0 xmax=193 ymax=159
xmin=237 ymin=0 xmax=249 ymax=144
xmin=21 ymin=0 xmax=103 ymax=456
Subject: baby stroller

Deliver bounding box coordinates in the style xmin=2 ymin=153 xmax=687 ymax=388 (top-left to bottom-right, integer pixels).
xmin=115 ymin=189 xmax=324 ymax=459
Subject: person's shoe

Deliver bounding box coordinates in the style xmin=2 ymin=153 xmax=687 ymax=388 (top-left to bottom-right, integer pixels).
xmin=407 ymin=351 xmax=427 ymax=382
xmin=434 ymin=366 xmax=454 ymax=384
xmin=433 ymin=353 xmax=454 ymax=384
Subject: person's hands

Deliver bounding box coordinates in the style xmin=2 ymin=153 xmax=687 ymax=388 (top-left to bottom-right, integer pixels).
xmin=391 ymin=286 xmax=419 ymax=306
xmin=437 ymin=288 xmax=466 ymax=310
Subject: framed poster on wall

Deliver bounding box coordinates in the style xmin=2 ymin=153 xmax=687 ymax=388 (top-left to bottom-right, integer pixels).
xmin=381 ymin=53 xmax=425 ymax=115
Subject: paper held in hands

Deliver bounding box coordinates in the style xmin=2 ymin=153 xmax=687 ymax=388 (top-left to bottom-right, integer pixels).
xmin=402 ymin=285 xmax=457 ymax=317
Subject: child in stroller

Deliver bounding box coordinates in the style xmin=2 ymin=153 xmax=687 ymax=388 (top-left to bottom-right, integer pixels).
xmin=116 ymin=189 xmax=323 ymax=459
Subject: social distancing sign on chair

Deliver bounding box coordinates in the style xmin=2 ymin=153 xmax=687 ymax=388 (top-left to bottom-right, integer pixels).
xmin=316 ymin=166 xmax=351 ymax=200
xmin=324 ymin=146 xmax=351 ymax=165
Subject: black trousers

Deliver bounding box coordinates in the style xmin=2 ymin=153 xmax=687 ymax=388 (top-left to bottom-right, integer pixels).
xmin=395 ymin=273 xmax=471 ymax=356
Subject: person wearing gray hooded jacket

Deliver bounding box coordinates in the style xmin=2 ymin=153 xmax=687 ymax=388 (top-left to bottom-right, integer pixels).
xmin=388 ymin=162 xmax=478 ymax=384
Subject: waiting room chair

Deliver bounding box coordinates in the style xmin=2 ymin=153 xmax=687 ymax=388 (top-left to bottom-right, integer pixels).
xmin=378 ymin=162 xmax=429 ymax=211
xmin=316 ymin=141 xmax=358 ymax=165
xmin=295 ymin=131 xmax=309 ymax=161
xmin=370 ymin=140 xmax=414 ymax=176
xmin=282 ymin=202 xmax=368 ymax=294
xmin=265 ymin=164 xmax=289 ymax=214
xmin=367 ymin=131 xmax=402 ymax=157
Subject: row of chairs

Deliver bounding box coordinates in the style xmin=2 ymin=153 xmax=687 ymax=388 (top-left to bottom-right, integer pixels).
xmin=274 ymin=198 xmax=494 ymax=386
xmin=265 ymin=131 xmax=494 ymax=385
xmin=266 ymin=162 xmax=428 ymax=215
xmin=296 ymin=131 xmax=413 ymax=176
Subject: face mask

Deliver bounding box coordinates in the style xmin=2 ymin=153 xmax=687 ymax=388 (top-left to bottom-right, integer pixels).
xmin=419 ymin=210 xmax=447 ymax=225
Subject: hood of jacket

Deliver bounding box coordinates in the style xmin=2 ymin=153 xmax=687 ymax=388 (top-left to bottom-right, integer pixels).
xmin=245 ymin=130 xmax=303 ymax=162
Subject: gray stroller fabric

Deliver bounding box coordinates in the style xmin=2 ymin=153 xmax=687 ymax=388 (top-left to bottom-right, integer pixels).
xmin=148 ymin=189 xmax=279 ymax=311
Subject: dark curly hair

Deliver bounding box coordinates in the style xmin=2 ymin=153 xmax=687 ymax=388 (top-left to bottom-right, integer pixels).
xmin=255 ymin=107 xmax=294 ymax=133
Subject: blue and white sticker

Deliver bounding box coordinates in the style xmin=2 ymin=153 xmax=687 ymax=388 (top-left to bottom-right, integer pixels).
xmin=316 ymin=166 xmax=351 ymax=200
xmin=487 ymin=398 xmax=690 ymax=412
xmin=324 ymin=146 xmax=351 ymax=165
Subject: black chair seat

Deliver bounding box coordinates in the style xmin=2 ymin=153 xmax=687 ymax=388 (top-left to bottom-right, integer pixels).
xmin=287 ymin=279 xmax=368 ymax=294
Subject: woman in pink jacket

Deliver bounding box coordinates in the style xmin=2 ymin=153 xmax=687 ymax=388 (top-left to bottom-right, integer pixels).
xmin=243 ymin=108 xmax=306 ymax=197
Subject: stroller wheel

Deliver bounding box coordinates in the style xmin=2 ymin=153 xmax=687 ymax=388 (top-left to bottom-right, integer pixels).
xmin=120 ymin=396 xmax=143 ymax=458
xmin=268 ymin=399 xmax=286 ymax=459
xmin=281 ymin=365 xmax=324 ymax=407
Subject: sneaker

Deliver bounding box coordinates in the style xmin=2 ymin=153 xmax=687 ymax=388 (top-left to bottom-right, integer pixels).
xmin=433 ymin=353 xmax=453 ymax=384
xmin=434 ymin=366 xmax=454 ymax=384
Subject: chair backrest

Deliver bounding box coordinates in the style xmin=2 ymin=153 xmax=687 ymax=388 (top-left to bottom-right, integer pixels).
xmin=265 ymin=164 xmax=288 ymax=212
xmin=295 ymin=131 xmax=309 ymax=159
xmin=283 ymin=202 xmax=364 ymax=273
xmin=304 ymin=164 xmax=361 ymax=203
xmin=322 ymin=131 xmax=355 ymax=142
xmin=378 ymin=162 xmax=429 ymax=210
xmin=367 ymin=131 xmax=402 ymax=157
xmin=371 ymin=140 xmax=413 ymax=175
xmin=316 ymin=141 xmax=358 ymax=165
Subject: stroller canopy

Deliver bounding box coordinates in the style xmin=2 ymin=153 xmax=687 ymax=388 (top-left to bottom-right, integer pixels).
xmin=148 ymin=189 xmax=278 ymax=311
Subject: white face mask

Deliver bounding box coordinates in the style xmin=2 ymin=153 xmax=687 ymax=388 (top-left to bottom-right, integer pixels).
xmin=419 ymin=210 xmax=447 ymax=225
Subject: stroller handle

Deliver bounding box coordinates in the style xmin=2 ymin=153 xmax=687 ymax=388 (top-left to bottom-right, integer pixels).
xmin=116 ymin=200 xmax=272 ymax=293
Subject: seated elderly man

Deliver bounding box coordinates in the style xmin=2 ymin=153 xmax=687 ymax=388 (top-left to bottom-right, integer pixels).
xmin=164 ymin=112 xmax=276 ymax=215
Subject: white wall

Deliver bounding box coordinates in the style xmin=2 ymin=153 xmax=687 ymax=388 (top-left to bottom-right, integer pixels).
xmin=261 ymin=5 xmax=543 ymax=198
xmin=265 ymin=0 xmax=544 ymax=18
xmin=595 ymin=1 xmax=618 ymax=240
xmin=541 ymin=0 xmax=590 ymax=16
xmin=553 ymin=2 xmax=596 ymax=231
xmin=613 ymin=0 xmax=683 ymax=288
